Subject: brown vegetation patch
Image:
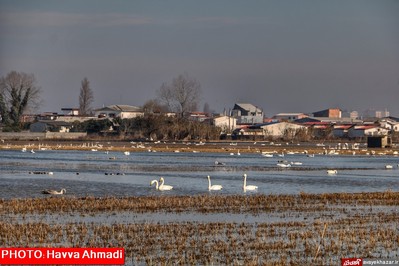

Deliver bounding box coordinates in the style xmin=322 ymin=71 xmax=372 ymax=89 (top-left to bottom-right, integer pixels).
xmin=1 ymin=192 xmax=399 ymax=264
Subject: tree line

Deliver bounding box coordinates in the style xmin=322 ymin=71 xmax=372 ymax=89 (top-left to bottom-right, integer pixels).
xmin=0 ymin=71 xmax=96 ymax=131
xmin=70 ymin=115 xmax=221 ymax=141
xmin=0 ymin=71 xmax=212 ymax=140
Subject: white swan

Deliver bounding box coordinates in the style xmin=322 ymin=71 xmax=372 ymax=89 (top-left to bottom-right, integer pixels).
xmin=42 ymin=188 xmax=66 ymax=195
xmin=277 ymin=163 xmax=291 ymax=168
xmin=207 ymin=175 xmax=222 ymax=191
xmin=327 ymin=169 xmax=337 ymax=174
xmin=243 ymin=174 xmax=258 ymax=192
xmin=262 ymin=153 xmax=273 ymax=158
xmin=291 ymin=162 xmax=303 ymax=165
xmin=150 ymin=177 xmax=174 ymax=191
xmin=159 ymin=177 xmax=173 ymax=190
xmin=150 ymin=180 xmax=160 ymax=190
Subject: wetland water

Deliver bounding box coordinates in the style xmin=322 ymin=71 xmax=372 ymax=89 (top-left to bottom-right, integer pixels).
xmin=0 ymin=149 xmax=398 ymax=199
xmin=1 ymin=149 xmax=399 ymax=265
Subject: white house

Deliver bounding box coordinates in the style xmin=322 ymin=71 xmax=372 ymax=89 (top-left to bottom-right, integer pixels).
xmin=61 ymin=108 xmax=79 ymax=116
xmin=260 ymin=122 xmax=307 ymax=138
xmin=231 ymin=103 xmax=264 ymax=125
xmin=379 ymin=117 xmax=399 ymax=132
xmin=94 ymin=105 xmax=144 ymax=119
xmin=213 ymin=115 xmax=237 ymax=132
xmin=348 ymin=125 xmax=389 ymax=138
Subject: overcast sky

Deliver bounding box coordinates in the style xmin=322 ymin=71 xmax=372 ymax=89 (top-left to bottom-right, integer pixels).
xmin=1 ymin=0 xmax=398 ymax=117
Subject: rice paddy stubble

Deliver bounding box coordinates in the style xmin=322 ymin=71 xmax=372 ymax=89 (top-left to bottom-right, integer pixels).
xmin=1 ymin=192 xmax=399 ymax=264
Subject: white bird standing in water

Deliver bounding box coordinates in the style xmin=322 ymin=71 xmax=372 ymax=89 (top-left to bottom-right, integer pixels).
xmin=243 ymin=174 xmax=258 ymax=192
xmin=207 ymin=175 xmax=223 ymax=191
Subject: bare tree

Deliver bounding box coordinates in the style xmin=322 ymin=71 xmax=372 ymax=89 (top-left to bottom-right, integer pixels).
xmin=203 ymin=102 xmax=215 ymax=114
xmin=0 ymin=71 xmax=41 ymax=130
xmin=142 ymin=99 xmax=169 ymax=114
xmin=79 ymin=77 xmax=94 ymax=116
xmin=157 ymin=73 xmax=201 ymax=117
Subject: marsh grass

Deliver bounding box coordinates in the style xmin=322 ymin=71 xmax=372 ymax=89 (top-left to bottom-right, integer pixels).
xmin=1 ymin=192 xmax=399 ymax=264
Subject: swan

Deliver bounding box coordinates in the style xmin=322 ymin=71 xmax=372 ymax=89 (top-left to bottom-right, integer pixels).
xmin=150 ymin=180 xmax=160 ymax=190
xmin=150 ymin=177 xmax=173 ymax=191
xmin=243 ymin=174 xmax=258 ymax=192
xmin=207 ymin=175 xmax=222 ymax=191
xmin=42 ymin=188 xmax=66 ymax=195
xmin=327 ymin=169 xmax=337 ymax=174
xmin=262 ymin=153 xmax=273 ymax=158
xmin=277 ymin=163 xmax=291 ymax=168
xmin=159 ymin=177 xmax=173 ymax=190
xmin=291 ymin=162 xmax=303 ymax=165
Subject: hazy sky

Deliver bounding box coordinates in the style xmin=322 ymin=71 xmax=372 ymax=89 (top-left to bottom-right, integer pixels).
xmin=1 ymin=0 xmax=398 ymax=116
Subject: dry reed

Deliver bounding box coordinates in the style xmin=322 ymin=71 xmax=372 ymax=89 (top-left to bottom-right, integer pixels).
xmin=1 ymin=191 xmax=398 ymax=264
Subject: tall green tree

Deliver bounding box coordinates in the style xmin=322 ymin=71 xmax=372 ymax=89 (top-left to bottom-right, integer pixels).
xmin=0 ymin=71 xmax=41 ymax=130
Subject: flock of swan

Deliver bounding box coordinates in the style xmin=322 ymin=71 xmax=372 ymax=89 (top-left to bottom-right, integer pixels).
xmin=42 ymin=174 xmax=258 ymax=195
xmin=150 ymin=174 xmax=258 ymax=192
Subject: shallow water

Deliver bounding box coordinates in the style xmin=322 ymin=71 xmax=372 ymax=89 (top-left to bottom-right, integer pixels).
xmin=0 ymin=149 xmax=398 ymax=199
